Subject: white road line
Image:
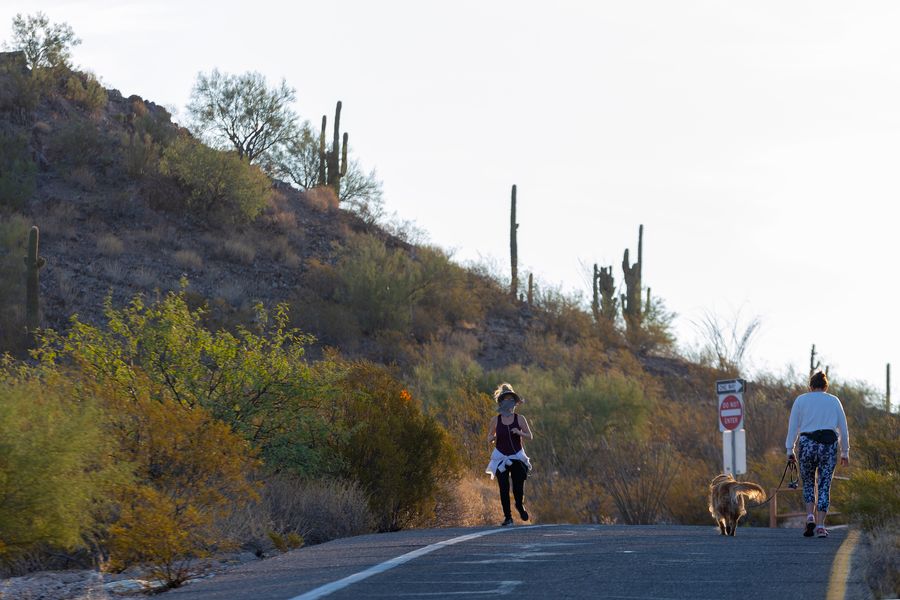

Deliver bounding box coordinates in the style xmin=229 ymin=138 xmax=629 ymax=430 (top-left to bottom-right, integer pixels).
xmin=287 ymin=526 xmax=549 ymax=600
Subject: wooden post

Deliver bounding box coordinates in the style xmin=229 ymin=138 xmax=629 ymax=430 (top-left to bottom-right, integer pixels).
xmin=769 ymin=488 xmax=778 ymax=528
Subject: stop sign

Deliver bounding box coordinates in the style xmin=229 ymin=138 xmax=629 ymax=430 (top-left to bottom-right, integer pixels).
xmin=719 ymin=395 xmax=743 ymax=430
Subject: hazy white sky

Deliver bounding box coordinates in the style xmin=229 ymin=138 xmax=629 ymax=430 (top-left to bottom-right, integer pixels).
xmin=3 ymin=1 xmax=897 ymax=404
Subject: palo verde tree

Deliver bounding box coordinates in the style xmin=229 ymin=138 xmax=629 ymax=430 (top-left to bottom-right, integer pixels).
xmin=187 ymin=69 xmax=299 ymax=164
xmin=5 ymin=12 xmax=80 ymax=70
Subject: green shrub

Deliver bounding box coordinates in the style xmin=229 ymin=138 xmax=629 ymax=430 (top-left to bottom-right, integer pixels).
xmin=158 ymin=134 xmax=272 ymax=224
xmin=102 ymin=382 xmax=259 ymax=587
xmin=0 ymin=215 xmax=30 ymax=353
xmin=832 ymin=469 xmax=900 ymax=532
xmin=0 ymin=380 xmax=107 ymax=560
xmin=0 ymin=132 xmax=36 ymax=210
xmin=331 ymin=361 xmax=459 ymax=531
xmin=64 ymin=71 xmax=107 ymax=114
xmin=49 ymin=119 xmax=111 ymax=168
xmin=35 ymin=291 xmax=337 ymax=476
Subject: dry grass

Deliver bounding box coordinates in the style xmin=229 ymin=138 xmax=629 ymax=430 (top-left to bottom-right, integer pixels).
xmin=131 ymin=267 xmax=157 ymax=289
xmin=216 ymin=280 xmax=247 ymax=307
xmin=267 ymin=236 xmax=301 ymax=268
xmin=173 ymin=249 xmax=203 ymax=271
xmin=40 ymin=202 xmax=80 ymax=240
xmin=220 ymin=239 xmax=256 ymax=265
xmin=431 ymin=477 xmax=496 ymax=527
xmin=96 ymin=233 xmax=124 ymax=256
xmin=865 ymin=520 xmax=900 ymax=598
xmin=304 ymin=186 xmax=339 ymax=212
xmin=265 ymin=191 xmax=299 ymax=232
xmin=132 ymin=224 xmax=173 ymax=246
xmin=218 ymin=476 xmax=374 ymax=555
xmin=67 ymin=165 xmax=97 ymax=191
xmin=101 ymin=260 xmax=127 ymax=283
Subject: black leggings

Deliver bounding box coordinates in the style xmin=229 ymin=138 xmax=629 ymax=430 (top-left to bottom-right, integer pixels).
xmin=496 ymin=460 xmax=528 ymax=518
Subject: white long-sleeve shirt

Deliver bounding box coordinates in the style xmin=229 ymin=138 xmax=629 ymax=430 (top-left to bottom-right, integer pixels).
xmin=785 ymin=391 xmax=850 ymax=458
xmin=485 ymin=448 xmax=532 ymax=480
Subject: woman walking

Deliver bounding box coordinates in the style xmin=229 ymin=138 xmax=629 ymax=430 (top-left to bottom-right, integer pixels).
xmin=786 ymin=371 xmax=850 ymax=538
xmin=486 ymin=383 xmax=533 ymax=526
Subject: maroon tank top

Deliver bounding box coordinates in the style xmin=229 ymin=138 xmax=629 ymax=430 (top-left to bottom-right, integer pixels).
xmin=496 ymin=414 xmax=522 ymax=455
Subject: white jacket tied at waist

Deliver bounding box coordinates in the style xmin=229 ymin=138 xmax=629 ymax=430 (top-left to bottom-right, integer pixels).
xmin=485 ymin=447 xmax=532 ymax=480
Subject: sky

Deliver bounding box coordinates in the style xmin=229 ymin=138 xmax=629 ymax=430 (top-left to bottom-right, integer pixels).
xmin=2 ymin=1 xmax=897 ymax=406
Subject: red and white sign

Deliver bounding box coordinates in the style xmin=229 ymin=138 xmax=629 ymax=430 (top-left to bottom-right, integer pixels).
xmin=719 ymin=394 xmax=744 ymax=431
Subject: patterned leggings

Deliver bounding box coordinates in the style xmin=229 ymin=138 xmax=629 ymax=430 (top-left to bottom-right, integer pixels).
xmin=798 ymin=436 xmax=838 ymax=512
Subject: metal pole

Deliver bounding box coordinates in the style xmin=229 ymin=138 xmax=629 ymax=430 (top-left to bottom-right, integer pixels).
xmin=732 ymin=428 xmax=737 ymax=475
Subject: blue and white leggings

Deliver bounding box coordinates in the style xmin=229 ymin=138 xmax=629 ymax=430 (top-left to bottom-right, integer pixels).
xmin=798 ymin=436 xmax=838 ymax=512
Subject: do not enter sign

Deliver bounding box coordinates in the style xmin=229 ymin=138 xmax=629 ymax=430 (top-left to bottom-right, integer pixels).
xmin=719 ymin=394 xmax=743 ymax=431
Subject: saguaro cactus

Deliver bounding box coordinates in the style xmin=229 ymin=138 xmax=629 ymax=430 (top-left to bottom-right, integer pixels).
xmin=527 ymin=272 xmax=534 ymax=306
xmin=621 ymin=224 xmax=643 ymax=330
xmin=887 ymin=363 xmax=892 ymax=412
xmin=24 ymin=225 xmax=46 ymax=331
xmin=510 ymin=184 xmax=518 ymax=299
xmin=317 ymin=101 xmax=349 ymax=198
xmin=592 ymin=263 xmax=617 ymax=322
xmin=809 ymin=344 xmax=821 ymax=376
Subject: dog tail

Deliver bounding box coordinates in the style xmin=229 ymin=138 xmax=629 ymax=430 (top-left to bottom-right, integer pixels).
xmin=732 ymin=482 xmax=766 ymax=503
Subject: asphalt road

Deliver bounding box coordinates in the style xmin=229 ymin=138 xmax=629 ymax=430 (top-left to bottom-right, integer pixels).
xmin=166 ymin=525 xmax=867 ymax=600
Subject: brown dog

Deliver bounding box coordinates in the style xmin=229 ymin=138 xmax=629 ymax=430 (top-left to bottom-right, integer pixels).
xmin=708 ymin=474 xmax=766 ymax=536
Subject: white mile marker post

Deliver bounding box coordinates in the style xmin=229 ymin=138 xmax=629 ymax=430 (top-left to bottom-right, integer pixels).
xmin=717 ymin=379 xmax=746 ymax=475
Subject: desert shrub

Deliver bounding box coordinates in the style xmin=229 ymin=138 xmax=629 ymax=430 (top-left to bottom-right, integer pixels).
xmin=0 ymin=66 xmax=43 ymax=118
xmin=0 ymin=131 xmax=36 ymax=210
xmin=158 ymin=134 xmax=271 ymax=224
xmin=102 ymin=383 xmax=259 ymax=587
xmin=864 ymin=521 xmax=900 ymax=599
xmin=330 ymin=360 xmax=460 ymax=531
xmin=257 ymin=476 xmax=373 ymax=546
xmin=123 ymin=132 xmax=159 ymax=179
xmin=220 ymin=238 xmax=256 ymax=264
xmin=0 ymin=380 xmax=108 ymax=562
xmin=64 ymin=71 xmax=107 ymax=115
xmin=96 ymin=232 xmax=124 ymax=255
xmin=831 ymin=469 xmax=900 ymax=532
xmin=533 ymin=285 xmax=593 ymax=344
xmin=596 ymin=435 xmax=681 ymax=524
xmin=334 ymin=234 xmax=424 ymax=333
xmin=431 ymin=477 xmax=496 ymax=527
xmin=626 ymin=294 xmax=677 ymax=355
xmin=0 ymin=214 xmax=29 ymax=353
xmin=529 ymin=476 xmax=613 ymax=525
xmin=48 ymin=119 xmax=111 ymax=168
xmin=35 ymin=291 xmax=337 ymax=476
xmin=173 ymin=249 xmax=203 ymax=270
xmin=66 ymin=164 xmax=96 ymax=190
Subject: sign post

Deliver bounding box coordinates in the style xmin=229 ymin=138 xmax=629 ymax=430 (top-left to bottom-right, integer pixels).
xmin=717 ymin=379 xmax=746 ymax=475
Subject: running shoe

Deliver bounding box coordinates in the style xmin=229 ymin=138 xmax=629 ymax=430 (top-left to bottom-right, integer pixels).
xmin=803 ymin=519 xmax=816 ymax=537
xmin=516 ymin=504 xmax=529 ymax=522
xmin=500 ymin=517 xmax=513 ymax=527
xmin=816 ymin=527 xmax=828 ymax=538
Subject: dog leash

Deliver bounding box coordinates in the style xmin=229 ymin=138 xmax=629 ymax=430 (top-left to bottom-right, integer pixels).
xmin=749 ymin=459 xmax=799 ymax=510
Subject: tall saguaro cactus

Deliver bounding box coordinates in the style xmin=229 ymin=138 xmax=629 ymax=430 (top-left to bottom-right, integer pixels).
xmin=317 ymin=101 xmax=349 ymax=198
xmin=510 ymin=184 xmax=518 ymax=299
xmin=592 ymin=263 xmax=617 ymax=322
xmin=887 ymin=363 xmax=892 ymax=412
xmin=24 ymin=225 xmax=46 ymax=331
xmin=621 ymin=224 xmax=643 ymax=330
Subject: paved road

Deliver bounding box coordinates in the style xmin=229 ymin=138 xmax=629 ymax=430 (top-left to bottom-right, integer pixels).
xmin=167 ymin=525 xmax=866 ymax=600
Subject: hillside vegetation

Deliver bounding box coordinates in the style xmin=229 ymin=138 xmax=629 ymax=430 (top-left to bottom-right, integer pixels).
xmin=0 ymin=14 xmax=897 ymax=594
